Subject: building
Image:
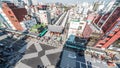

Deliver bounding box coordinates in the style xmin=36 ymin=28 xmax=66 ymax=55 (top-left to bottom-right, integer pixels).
xmin=103 ymin=0 xmax=120 ymax=13
xmin=0 ymin=7 xmax=15 ymax=29
xmin=68 ymin=20 xmax=92 ymax=39
xmin=0 ymin=2 xmax=17 ymax=30
xmin=22 ymin=0 xmax=32 ymax=6
xmin=48 ymin=11 xmax=69 ymax=36
xmin=87 ymin=13 xmax=97 ymax=24
xmin=22 ymin=0 xmax=38 ymax=6
xmin=94 ymin=5 xmax=120 ymax=48
xmin=93 ymin=1 xmax=100 ymax=11
xmin=1 ymin=2 xmax=27 ymax=31
xmin=92 ymin=13 xmax=102 ymax=25
xmin=0 ymin=13 xmax=8 ymax=28
xmin=38 ymin=4 xmax=48 ymax=10
xmin=91 ymin=1 xmax=120 ymax=49
xmin=20 ymin=15 xmax=37 ymax=30
xmin=96 ymin=6 xmax=120 ymax=33
xmin=95 ymin=18 xmax=120 ymax=48
xmin=11 ymin=0 xmax=22 ymax=6
xmin=31 ymin=0 xmax=38 ymax=5
xmin=1 ymin=2 xmax=37 ymax=31
xmin=38 ymin=10 xmax=51 ymax=25
xmin=65 ymin=35 xmax=87 ymax=50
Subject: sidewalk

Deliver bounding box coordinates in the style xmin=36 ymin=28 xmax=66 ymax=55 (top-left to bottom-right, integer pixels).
xmin=38 ymin=36 xmax=64 ymax=47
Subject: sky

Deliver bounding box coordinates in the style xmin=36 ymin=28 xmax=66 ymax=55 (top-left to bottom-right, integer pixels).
xmin=38 ymin=0 xmax=111 ymax=4
xmin=1 ymin=0 xmax=111 ymax=5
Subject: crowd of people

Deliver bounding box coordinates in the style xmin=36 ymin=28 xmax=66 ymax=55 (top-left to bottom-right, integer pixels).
xmin=85 ymin=49 xmax=119 ymax=65
xmin=37 ymin=35 xmax=63 ymax=47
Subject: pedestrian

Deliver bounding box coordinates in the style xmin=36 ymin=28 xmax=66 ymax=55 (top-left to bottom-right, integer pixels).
xmin=100 ymin=54 xmax=105 ymax=61
xmin=91 ymin=52 xmax=94 ymax=58
xmin=105 ymin=51 xmax=109 ymax=56
xmin=37 ymin=65 xmax=41 ymax=68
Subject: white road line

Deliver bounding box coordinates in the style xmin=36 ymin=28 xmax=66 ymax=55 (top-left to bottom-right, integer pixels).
xmin=26 ymin=41 xmax=34 ymax=49
xmin=45 ymin=47 xmax=62 ymax=55
xmin=22 ymin=52 xmax=38 ymax=60
xmin=34 ymin=42 xmax=42 ymax=52
xmin=41 ymin=55 xmax=51 ymax=66
xmin=15 ymin=62 xmax=32 ymax=68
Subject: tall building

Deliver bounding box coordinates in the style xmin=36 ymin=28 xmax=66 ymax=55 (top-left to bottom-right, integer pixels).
xmin=1 ymin=2 xmax=27 ymax=31
xmin=31 ymin=0 xmax=38 ymax=5
xmin=0 ymin=9 xmax=13 ymax=29
xmin=22 ymin=0 xmax=38 ymax=6
xmin=94 ymin=6 xmax=120 ymax=48
xmin=68 ymin=20 xmax=92 ymax=39
xmin=38 ymin=10 xmax=51 ymax=25
xmin=87 ymin=13 xmax=97 ymax=24
xmin=0 ymin=1 xmax=16 ymax=29
xmin=22 ymin=0 xmax=32 ymax=6
xmin=103 ymin=0 xmax=120 ymax=13
xmin=93 ymin=1 xmax=100 ymax=11
xmin=95 ymin=6 xmax=120 ymax=33
xmin=95 ymin=17 xmax=120 ymax=48
xmin=12 ymin=0 xmax=21 ymax=5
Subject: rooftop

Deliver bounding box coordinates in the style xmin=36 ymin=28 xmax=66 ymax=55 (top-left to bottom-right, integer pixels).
xmin=59 ymin=48 xmax=109 ymax=68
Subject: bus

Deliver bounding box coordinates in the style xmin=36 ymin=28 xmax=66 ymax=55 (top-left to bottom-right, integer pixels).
xmin=38 ymin=28 xmax=48 ymax=37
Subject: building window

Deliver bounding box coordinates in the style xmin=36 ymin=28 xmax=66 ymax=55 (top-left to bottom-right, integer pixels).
xmin=8 ymin=11 xmax=12 ymax=14
xmin=10 ymin=16 xmax=14 ymax=18
xmin=80 ymin=23 xmax=84 ymax=24
xmin=78 ymin=26 xmax=82 ymax=30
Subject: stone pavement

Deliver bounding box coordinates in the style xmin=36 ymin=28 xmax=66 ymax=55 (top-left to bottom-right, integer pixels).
xmin=15 ymin=62 xmax=32 ymax=68
xmin=15 ymin=39 xmax=63 ymax=68
xmin=41 ymin=55 xmax=51 ymax=66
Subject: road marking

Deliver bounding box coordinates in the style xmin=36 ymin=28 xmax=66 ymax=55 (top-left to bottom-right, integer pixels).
xmin=26 ymin=41 xmax=34 ymax=49
xmin=45 ymin=47 xmax=62 ymax=55
xmin=34 ymin=42 xmax=42 ymax=52
xmin=15 ymin=62 xmax=32 ymax=68
xmin=22 ymin=52 xmax=38 ymax=60
xmin=41 ymin=55 xmax=51 ymax=66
